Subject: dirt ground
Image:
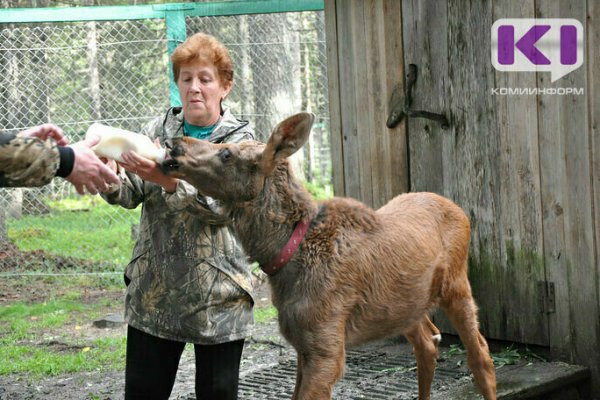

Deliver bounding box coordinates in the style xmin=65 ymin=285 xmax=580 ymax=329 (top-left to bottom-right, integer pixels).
xmin=0 ymin=272 xmax=483 ymax=400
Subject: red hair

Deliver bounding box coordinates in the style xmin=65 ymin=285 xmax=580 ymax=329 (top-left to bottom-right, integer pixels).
xmin=171 ymin=32 xmax=234 ymax=87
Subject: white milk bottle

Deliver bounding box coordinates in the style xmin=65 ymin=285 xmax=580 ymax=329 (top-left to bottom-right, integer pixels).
xmin=87 ymin=123 xmax=166 ymax=163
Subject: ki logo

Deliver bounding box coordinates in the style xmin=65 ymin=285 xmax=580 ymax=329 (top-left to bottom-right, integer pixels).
xmin=491 ymin=19 xmax=583 ymax=82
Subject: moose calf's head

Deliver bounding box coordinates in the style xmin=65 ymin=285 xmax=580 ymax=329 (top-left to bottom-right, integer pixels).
xmin=161 ymin=112 xmax=315 ymax=203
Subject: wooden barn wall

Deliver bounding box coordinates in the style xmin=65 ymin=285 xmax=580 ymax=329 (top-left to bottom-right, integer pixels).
xmin=325 ymin=0 xmax=409 ymax=207
xmin=325 ymin=0 xmax=600 ymax=395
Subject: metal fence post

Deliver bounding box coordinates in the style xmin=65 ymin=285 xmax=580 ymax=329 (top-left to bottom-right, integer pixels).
xmin=165 ymin=9 xmax=187 ymax=107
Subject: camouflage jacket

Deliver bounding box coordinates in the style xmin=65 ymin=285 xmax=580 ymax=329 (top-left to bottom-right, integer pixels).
xmin=102 ymin=107 xmax=255 ymax=344
xmin=0 ymin=132 xmax=60 ymax=187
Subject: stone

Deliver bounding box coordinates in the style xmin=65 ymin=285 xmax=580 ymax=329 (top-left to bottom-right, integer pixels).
xmin=92 ymin=313 xmax=125 ymax=329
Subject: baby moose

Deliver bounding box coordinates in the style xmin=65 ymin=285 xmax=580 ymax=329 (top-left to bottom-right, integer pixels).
xmin=161 ymin=113 xmax=496 ymax=400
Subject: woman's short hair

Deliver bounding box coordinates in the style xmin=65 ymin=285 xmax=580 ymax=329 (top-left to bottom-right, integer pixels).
xmin=171 ymin=32 xmax=234 ymax=87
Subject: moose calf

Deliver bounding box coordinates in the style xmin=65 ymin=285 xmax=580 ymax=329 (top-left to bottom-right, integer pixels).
xmin=161 ymin=113 xmax=496 ymax=400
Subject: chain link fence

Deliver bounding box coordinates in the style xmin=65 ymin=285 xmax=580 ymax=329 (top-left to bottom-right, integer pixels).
xmin=0 ymin=7 xmax=330 ymax=273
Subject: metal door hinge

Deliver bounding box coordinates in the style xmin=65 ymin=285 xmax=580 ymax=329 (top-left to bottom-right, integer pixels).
xmin=538 ymin=281 xmax=555 ymax=314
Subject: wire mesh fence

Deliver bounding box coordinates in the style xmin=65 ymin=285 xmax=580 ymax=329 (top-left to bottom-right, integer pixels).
xmin=0 ymin=6 xmax=330 ymax=274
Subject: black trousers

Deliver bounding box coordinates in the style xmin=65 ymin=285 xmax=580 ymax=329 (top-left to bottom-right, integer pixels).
xmin=125 ymin=325 xmax=245 ymax=400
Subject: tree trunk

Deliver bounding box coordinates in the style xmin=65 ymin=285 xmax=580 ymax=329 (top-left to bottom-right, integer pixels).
xmin=237 ymin=15 xmax=253 ymax=121
xmin=301 ymin=14 xmax=314 ymax=183
xmin=87 ymin=20 xmax=102 ymax=121
xmin=249 ymin=13 xmax=304 ymax=178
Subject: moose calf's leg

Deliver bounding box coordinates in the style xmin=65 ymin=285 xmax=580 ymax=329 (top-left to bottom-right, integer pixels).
xmin=292 ymin=353 xmax=304 ymax=400
xmin=406 ymin=317 xmax=440 ymax=400
xmin=424 ymin=315 xmax=442 ymax=349
xmin=296 ymin=349 xmax=345 ymax=400
xmin=443 ymin=288 xmax=496 ymax=400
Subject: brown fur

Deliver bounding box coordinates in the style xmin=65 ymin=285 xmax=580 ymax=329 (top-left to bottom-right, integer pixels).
xmin=161 ymin=113 xmax=496 ymax=400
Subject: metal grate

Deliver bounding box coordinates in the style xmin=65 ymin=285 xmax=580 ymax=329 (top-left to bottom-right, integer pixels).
xmin=238 ymin=350 xmax=469 ymax=400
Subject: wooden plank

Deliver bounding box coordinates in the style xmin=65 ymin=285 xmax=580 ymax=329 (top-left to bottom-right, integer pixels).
xmin=402 ymin=0 xmax=455 ymax=334
xmin=537 ymin=1 xmax=600 ymax=396
xmin=431 ymin=362 xmax=590 ymax=400
xmin=401 ymin=0 xmax=447 ymax=195
xmin=401 ymin=0 xmax=449 ymax=332
xmin=350 ymin=0 xmax=374 ymax=206
xmin=364 ymin=0 xmax=388 ymax=209
xmin=445 ymin=1 xmax=503 ymax=340
xmin=382 ymin=0 xmax=408 ymax=199
xmin=324 ymin=0 xmax=346 ymax=197
xmin=587 ymin=6 xmax=600 ymax=379
xmin=491 ymin=0 xmax=548 ymax=345
xmin=335 ymin=1 xmax=361 ymax=198
xmin=326 ymin=0 xmax=407 ymax=204
xmin=363 ymin=0 xmax=406 ymax=209
xmin=576 ymin=1 xmax=599 ymax=397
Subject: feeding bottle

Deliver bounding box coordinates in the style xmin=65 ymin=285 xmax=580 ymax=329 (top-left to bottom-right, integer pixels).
xmin=87 ymin=123 xmax=166 ymax=163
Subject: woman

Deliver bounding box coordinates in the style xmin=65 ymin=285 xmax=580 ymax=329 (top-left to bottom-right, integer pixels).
xmin=101 ymin=33 xmax=254 ymax=400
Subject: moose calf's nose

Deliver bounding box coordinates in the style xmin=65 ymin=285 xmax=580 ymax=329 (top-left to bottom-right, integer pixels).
xmin=164 ymin=138 xmax=185 ymax=158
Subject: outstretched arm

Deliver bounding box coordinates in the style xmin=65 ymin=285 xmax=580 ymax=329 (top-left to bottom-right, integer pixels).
xmin=64 ymin=136 xmax=121 ymax=195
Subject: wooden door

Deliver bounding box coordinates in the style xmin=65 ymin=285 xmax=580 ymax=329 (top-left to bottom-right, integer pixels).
xmin=402 ymin=0 xmax=550 ymax=345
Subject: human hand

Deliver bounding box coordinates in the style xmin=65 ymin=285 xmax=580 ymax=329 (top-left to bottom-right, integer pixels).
xmin=66 ymin=136 xmax=121 ymax=195
xmin=120 ymin=149 xmax=178 ymax=193
xmin=19 ymin=124 xmax=68 ymax=146
xmin=86 ymin=130 xmax=119 ymax=173
xmin=101 ymin=157 xmax=119 ymax=174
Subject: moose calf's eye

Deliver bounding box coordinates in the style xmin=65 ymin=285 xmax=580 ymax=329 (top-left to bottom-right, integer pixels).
xmin=220 ymin=148 xmax=232 ymax=162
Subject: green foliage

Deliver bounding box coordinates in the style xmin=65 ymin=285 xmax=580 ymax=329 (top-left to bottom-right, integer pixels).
xmin=491 ymin=345 xmax=522 ymax=367
xmin=443 ymin=343 xmax=466 ymax=358
xmin=302 ymin=180 xmax=333 ymax=200
xmin=7 ymin=197 xmax=140 ymax=268
xmin=442 ymin=343 xmax=546 ymax=368
xmin=491 ymin=345 xmax=546 ymax=367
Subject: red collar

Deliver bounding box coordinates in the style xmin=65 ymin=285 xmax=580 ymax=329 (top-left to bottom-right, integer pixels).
xmin=261 ymin=219 xmax=310 ymax=276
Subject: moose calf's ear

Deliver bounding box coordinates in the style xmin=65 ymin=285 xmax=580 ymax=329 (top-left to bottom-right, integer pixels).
xmin=263 ymin=112 xmax=315 ymax=164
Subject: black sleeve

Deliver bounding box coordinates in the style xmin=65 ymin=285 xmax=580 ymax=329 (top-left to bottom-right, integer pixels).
xmin=56 ymin=146 xmax=75 ymax=178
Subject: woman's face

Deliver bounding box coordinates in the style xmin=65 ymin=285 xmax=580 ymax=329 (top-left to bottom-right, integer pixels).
xmin=177 ymin=61 xmax=232 ymax=126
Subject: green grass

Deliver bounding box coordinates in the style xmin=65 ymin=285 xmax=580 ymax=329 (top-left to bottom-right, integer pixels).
xmin=0 ymin=293 xmax=126 ymax=377
xmin=0 ymin=292 xmax=83 ymax=325
xmin=254 ymin=305 xmax=277 ymax=324
xmin=0 ymin=336 xmax=126 ymax=377
xmin=0 ymin=292 xmax=276 ymax=378
xmin=7 ymin=197 xmax=140 ymax=267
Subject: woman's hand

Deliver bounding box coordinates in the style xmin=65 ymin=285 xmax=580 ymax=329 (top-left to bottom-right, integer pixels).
xmin=120 ymin=150 xmax=178 ymax=193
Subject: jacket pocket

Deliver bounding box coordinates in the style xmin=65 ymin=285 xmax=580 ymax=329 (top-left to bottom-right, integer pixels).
xmin=124 ymin=250 xmax=149 ymax=285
